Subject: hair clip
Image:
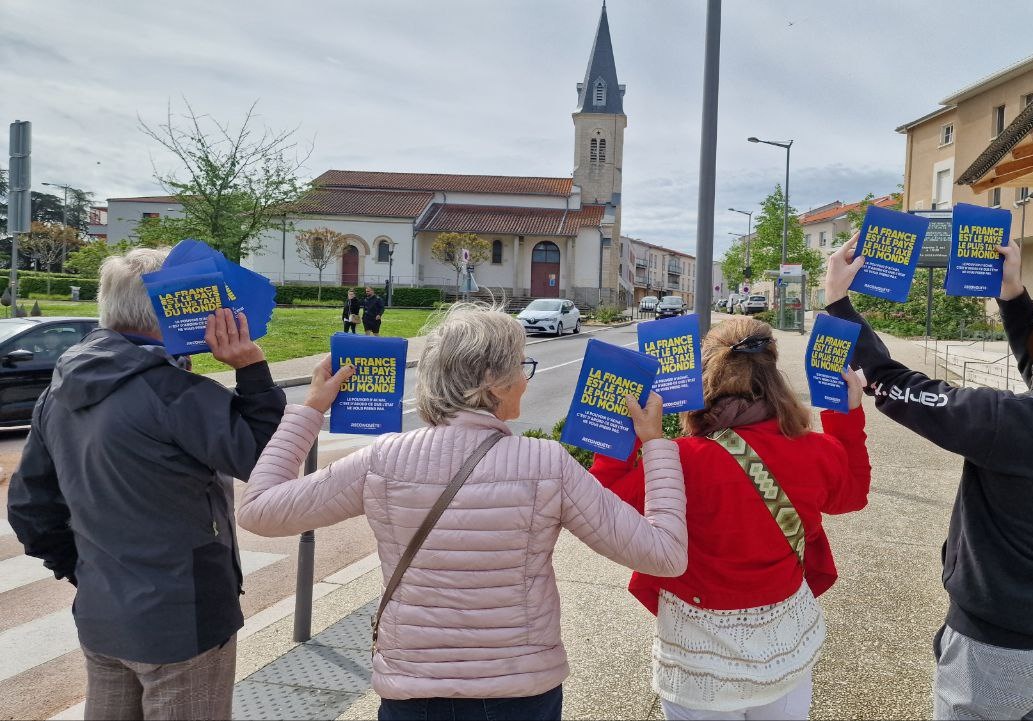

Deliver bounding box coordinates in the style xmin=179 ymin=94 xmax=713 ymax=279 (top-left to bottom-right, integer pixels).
xmin=730 ymin=335 xmax=773 ymax=354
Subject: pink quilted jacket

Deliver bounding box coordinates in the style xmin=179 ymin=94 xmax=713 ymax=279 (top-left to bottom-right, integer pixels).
xmin=238 ymin=405 xmax=687 ymax=700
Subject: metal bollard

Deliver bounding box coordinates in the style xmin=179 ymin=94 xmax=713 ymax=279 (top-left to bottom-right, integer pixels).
xmin=292 ymin=440 xmax=319 ymax=642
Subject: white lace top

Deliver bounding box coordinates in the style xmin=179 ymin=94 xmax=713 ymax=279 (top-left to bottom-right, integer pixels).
xmin=653 ymin=583 xmax=826 ymax=712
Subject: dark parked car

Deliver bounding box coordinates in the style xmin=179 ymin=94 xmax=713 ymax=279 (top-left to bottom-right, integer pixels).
xmin=0 ymin=317 xmax=99 ymax=427
xmin=655 ymin=295 xmax=686 ymax=319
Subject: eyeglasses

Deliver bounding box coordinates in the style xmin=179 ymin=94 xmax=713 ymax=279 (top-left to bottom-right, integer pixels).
xmin=521 ymin=358 xmax=538 ymax=380
xmin=729 ymin=335 xmax=773 ymax=354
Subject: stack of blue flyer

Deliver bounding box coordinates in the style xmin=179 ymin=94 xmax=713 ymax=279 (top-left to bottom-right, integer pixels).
xmin=329 ymin=334 xmax=408 ymax=434
xmin=848 ymin=205 xmax=930 ymax=302
xmin=560 ymin=339 xmax=660 ymax=460
xmin=637 ymin=314 xmax=705 ymax=413
xmin=805 ymin=314 xmax=861 ymax=413
xmin=142 ymin=239 xmax=276 ymax=355
xmin=946 ymin=203 xmax=1012 ymax=297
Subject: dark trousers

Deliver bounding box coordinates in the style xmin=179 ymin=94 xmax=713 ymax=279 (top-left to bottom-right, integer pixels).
xmin=344 ymin=320 xmax=358 ymax=333
xmin=378 ymin=685 xmax=562 ymax=721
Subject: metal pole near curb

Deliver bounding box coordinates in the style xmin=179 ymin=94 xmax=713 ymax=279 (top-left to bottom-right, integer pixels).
xmin=692 ymin=0 xmax=721 ymax=336
xmin=292 ymin=440 xmax=318 ymax=642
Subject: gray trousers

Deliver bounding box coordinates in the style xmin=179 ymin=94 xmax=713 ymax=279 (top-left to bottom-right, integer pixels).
xmin=934 ymin=626 xmax=1033 ymax=720
xmin=83 ymin=636 xmax=236 ymax=720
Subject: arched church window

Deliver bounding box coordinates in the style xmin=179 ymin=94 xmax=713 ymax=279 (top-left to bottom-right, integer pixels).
xmin=589 ymin=138 xmax=598 ymax=163
xmin=593 ymin=79 xmax=606 ymax=107
xmin=598 ymin=138 xmax=607 ymax=163
xmin=377 ymin=239 xmax=391 ymax=262
xmin=532 ymin=241 xmax=561 ymax=263
xmin=491 ymin=239 xmax=503 ymax=264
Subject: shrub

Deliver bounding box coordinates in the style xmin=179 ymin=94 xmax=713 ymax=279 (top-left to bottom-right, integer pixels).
xmin=594 ymin=304 xmax=625 ymax=324
xmin=0 ymin=273 xmax=100 ymax=300
xmin=274 ymin=284 xmax=442 ymax=308
xmin=522 ymin=418 xmax=595 ymax=469
xmin=753 ymin=310 xmax=776 ymax=326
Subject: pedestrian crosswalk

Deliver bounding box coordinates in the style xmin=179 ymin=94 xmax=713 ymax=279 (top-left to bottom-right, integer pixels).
xmin=0 ymin=549 xmax=286 ymax=684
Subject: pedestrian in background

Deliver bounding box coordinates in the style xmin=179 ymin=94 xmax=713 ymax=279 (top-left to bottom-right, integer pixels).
xmin=592 ymin=316 xmax=871 ymax=721
xmin=362 ymin=285 xmax=385 ymax=336
xmin=825 ymin=236 xmax=1033 ymax=720
xmin=237 ymin=302 xmax=689 ymax=721
xmin=344 ymin=289 xmax=361 ymax=333
xmin=7 ymin=248 xmax=286 ymax=721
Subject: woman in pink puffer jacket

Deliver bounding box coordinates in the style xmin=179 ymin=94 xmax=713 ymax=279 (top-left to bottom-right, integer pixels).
xmin=237 ymin=304 xmax=688 ymax=721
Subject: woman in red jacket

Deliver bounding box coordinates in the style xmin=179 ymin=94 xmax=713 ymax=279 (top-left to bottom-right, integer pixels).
xmin=591 ymin=316 xmax=871 ymax=720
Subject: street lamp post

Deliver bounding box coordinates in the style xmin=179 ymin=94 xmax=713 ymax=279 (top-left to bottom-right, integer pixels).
xmin=1017 ymin=195 xmax=1030 ymax=247
xmin=728 ymin=207 xmax=753 ymax=283
xmin=747 ymin=137 xmax=793 ymax=329
xmin=41 ymin=181 xmax=76 ymax=269
xmin=387 ymin=243 xmax=396 ymax=307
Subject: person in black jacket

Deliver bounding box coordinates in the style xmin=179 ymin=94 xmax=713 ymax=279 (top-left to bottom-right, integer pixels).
xmin=7 ymin=248 xmax=286 ymax=720
xmin=362 ymin=285 xmax=385 ymax=336
xmin=343 ymin=289 xmax=361 ymax=333
xmin=824 ymin=235 xmax=1033 ymax=720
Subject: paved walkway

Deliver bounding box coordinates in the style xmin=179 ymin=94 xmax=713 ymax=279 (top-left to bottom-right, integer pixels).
xmin=220 ymin=318 xmax=967 ymax=720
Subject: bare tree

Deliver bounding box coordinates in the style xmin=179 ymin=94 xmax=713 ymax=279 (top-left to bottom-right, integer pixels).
xmin=140 ymin=99 xmax=312 ymax=262
xmin=24 ymin=222 xmax=81 ymax=294
xmin=430 ymin=232 xmax=490 ymax=296
xmin=295 ymin=227 xmax=351 ymax=300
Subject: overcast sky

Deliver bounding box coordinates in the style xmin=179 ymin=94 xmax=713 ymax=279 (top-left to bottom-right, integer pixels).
xmin=4 ymin=0 xmax=1032 ymax=257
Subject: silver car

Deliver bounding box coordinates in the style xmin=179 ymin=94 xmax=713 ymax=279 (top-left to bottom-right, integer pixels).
xmin=516 ymin=299 xmax=582 ymax=336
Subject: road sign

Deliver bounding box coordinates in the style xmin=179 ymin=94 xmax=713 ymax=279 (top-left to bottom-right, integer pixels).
xmin=911 ymin=210 xmax=951 ymax=268
xmin=8 ymin=121 xmax=31 ymax=234
xmin=779 ymin=263 xmax=803 ymax=277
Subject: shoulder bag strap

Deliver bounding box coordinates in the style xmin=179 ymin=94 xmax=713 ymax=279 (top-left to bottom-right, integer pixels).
xmin=371 ymin=430 xmax=505 ymax=655
xmin=712 ymin=429 xmax=805 ymax=567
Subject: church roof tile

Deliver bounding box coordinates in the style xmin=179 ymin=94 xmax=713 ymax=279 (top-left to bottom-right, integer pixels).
xmin=313 ymin=170 xmax=573 ymax=197
xmin=416 ymin=203 xmax=605 ymax=237
xmin=292 ymin=188 xmax=433 ymax=218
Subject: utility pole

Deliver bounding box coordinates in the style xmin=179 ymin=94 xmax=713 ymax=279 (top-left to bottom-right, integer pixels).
xmin=8 ymin=121 xmax=32 ymax=314
xmin=692 ymin=0 xmax=722 ymax=336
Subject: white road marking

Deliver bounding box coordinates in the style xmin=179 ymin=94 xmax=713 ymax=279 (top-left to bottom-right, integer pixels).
xmin=238 ymin=550 xmax=286 ymax=577
xmin=0 ymin=518 xmax=13 ymax=538
xmin=0 ymin=554 xmax=55 ymax=594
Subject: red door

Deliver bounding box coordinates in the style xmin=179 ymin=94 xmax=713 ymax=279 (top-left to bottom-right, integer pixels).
xmin=530 ymin=241 xmax=561 ymax=297
xmin=341 ymin=245 xmax=359 ymax=285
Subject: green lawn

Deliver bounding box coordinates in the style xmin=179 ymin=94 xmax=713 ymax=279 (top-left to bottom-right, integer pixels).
xmin=27 ymin=302 xmax=434 ymax=374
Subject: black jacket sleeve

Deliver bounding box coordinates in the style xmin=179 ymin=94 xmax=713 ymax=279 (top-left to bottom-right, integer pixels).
xmin=826 ymin=296 xmax=1033 ymax=476
xmin=1000 ymin=289 xmax=1033 ymax=388
xmin=164 ymin=361 xmax=287 ymax=481
xmin=6 ymin=389 xmax=78 ymax=584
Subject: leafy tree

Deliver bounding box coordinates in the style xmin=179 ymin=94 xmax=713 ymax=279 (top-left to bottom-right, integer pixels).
xmin=721 ymin=185 xmax=823 ymax=289
xmin=23 ymin=222 xmax=82 ymax=292
xmin=851 ymin=268 xmax=984 ymax=338
xmin=31 ymin=192 xmax=65 ymax=225
xmin=430 ymin=232 xmax=490 ymax=296
xmin=834 ymin=187 xmax=904 ymax=247
xmin=65 ymin=239 xmax=137 ymax=277
xmin=131 ymin=215 xmax=195 ymax=248
xmin=139 ymin=99 xmax=310 ymax=262
xmin=294 ymin=227 xmax=350 ymax=300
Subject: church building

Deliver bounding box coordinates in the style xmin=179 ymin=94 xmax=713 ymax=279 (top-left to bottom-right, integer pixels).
xmin=240 ymin=3 xmax=632 ymax=305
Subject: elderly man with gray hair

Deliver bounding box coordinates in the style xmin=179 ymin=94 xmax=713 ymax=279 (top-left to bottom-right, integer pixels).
xmin=7 ymin=248 xmax=286 ymax=720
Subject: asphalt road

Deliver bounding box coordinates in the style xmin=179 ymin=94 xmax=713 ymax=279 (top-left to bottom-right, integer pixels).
xmin=0 ymin=322 xmax=638 ymax=720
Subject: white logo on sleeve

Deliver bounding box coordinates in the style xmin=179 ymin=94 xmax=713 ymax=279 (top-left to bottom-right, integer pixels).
xmin=871 ymin=382 xmax=949 ymax=407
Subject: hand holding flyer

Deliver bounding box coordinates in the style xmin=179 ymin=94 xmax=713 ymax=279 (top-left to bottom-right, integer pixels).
xmin=805 ymin=314 xmax=861 ymax=413
xmin=560 ymin=339 xmax=660 ymax=459
xmin=946 ymin=203 xmax=1012 ymax=297
xmin=329 ymin=334 xmax=408 ymax=434
xmin=848 ymin=205 xmax=929 ymax=302
xmin=143 ymin=270 xmax=232 ymax=355
xmin=637 ymin=314 xmax=704 ymax=412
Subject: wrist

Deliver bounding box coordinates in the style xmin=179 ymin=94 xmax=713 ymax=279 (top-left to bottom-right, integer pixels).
xmin=1000 ymin=284 xmax=1024 ymax=302
xmin=825 ymin=287 xmax=848 ymax=305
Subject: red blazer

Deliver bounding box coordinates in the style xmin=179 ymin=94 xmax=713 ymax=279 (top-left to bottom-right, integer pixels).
xmin=590 ymin=407 xmax=871 ymax=614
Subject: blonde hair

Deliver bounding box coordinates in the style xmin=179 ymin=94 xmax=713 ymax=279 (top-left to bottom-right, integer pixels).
xmin=415 ymin=302 xmax=525 ymax=425
xmin=98 ymin=247 xmax=169 ymax=336
xmin=682 ymin=316 xmax=811 ymax=438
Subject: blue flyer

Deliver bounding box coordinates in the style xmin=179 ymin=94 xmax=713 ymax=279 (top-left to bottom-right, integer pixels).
xmin=637 ymin=314 xmax=704 ymax=412
xmin=560 ymin=339 xmax=660 ymax=460
xmin=848 ymin=205 xmax=929 ymax=302
xmin=329 ymin=334 xmax=408 ymax=434
xmin=143 ymin=271 xmax=232 ymax=356
xmin=946 ymin=203 xmax=1012 ymax=297
xmin=805 ymin=314 xmax=861 ymax=413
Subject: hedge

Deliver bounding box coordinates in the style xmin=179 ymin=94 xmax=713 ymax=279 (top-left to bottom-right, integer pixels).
xmin=0 ymin=272 xmax=99 ymax=300
xmin=274 ymin=284 xmax=441 ymax=308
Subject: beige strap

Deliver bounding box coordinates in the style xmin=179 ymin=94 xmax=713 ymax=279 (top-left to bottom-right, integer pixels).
xmin=712 ymin=429 xmax=805 ymax=566
xmin=371 ymin=431 xmax=505 ymax=655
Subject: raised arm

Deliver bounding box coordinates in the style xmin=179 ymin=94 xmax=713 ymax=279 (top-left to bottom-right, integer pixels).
xmin=997 ymin=243 xmax=1032 ymax=388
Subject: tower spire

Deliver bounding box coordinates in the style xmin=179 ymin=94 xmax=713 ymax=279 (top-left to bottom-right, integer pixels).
xmin=576 ymin=2 xmax=624 ymax=114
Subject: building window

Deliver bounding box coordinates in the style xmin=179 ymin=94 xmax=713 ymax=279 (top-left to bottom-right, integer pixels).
xmin=598 ymin=138 xmax=607 ymax=164
xmin=142 ymin=212 xmax=160 ymax=219
xmin=804 ymin=233 xmax=811 ymax=246
xmin=940 ymin=123 xmax=954 ymax=146
xmin=990 ymin=187 xmax=1002 ymax=208
xmin=1024 ymin=93 xmax=1033 ymax=109
xmin=1020 ymin=187 xmax=1030 ymax=201
xmin=819 ymin=231 xmax=827 ymax=247
xmin=993 ymin=105 xmax=1006 ymax=138
xmin=376 ymin=239 xmax=391 ymax=262
xmin=593 ymin=79 xmax=606 ymax=107
xmin=531 ymin=241 xmax=560 ymax=263
xmin=491 ymin=239 xmax=503 ymax=264
xmin=589 ymin=138 xmax=598 ymax=163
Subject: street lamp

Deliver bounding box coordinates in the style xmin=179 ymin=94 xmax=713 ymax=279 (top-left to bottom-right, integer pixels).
xmin=728 ymin=207 xmax=753 ymax=279
xmin=1016 ymin=194 xmax=1031 ymax=248
xmin=41 ymin=181 xmax=78 ymax=268
xmin=747 ymin=137 xmax=793 ymax=328
xmin=386 ymin=239 xmax=397 ymax=307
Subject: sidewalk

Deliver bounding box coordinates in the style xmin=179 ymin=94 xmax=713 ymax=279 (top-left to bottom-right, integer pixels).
xmin=225 ymin=322 xmax=961 ymax=720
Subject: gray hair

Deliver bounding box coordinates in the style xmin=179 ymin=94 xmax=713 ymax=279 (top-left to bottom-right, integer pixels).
xmin=98 ymin=247 xmax=170 ymax=336
xmin=415 ymin=302 xmax=526 ymax=425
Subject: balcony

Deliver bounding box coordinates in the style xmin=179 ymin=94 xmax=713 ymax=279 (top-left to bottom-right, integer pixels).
xmin=635 ymin=258 xmax=648 ymax=269
xmin=667 ymin=261 xmax=682 ymax=274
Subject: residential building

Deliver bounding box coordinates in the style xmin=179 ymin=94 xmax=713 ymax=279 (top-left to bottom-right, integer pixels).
xmin=102 ymin=5 xmax=634 ymax=307
xmin=626 ymin=236 xmax=695 ymax=307
xmin=800 ymin=195 xmax=897 ymax=257
xmin=897 ymin=54 xmax=1033 ymax=282
xmin=87 ymin=206 xmax=108 ymax=241
xmin=104 ymin=195 xmax=183 ymax=244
